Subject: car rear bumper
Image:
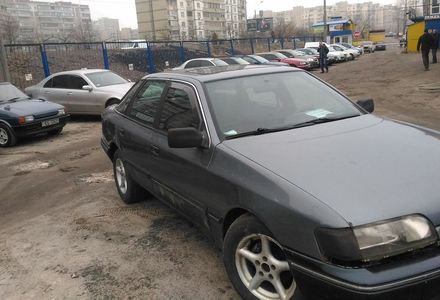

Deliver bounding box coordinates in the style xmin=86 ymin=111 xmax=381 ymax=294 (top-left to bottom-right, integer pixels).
xmin=13 ymin=115 xmax=69 ymax=138
xmin=285 ymin=248 xmax=440 ymax=300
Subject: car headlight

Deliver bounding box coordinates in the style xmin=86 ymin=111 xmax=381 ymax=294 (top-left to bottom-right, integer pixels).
xmin=307 ymin=58 xmax=314 ymax=62
xmin=316 ymin=215 xmax=438 ymax=265
xmin=18 ymin=115 xmax=35 ymax=124
xmin=58 ymin=109 xmax=65 ymax=115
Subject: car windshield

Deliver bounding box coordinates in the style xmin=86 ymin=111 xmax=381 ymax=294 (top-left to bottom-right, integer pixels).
xmin=85 ymin=71 xmax=128 ymax=87
xmin=249 ymin=55 xmax=269 ymax=63
xmin=205 ymin=71 xmax=362 ymax=139
xmin=0 ymin=83 xmax=29 ymax=102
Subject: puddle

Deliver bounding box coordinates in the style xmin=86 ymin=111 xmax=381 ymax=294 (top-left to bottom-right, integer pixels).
xmin=12 ymin=160 xmax=53 ymax=172
xmin=77 ymin=172 xmax=113 ymax=184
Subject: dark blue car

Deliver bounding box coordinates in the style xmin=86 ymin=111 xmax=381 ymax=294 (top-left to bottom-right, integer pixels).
xmin=0 ymin=82 xmax=69 ymax=147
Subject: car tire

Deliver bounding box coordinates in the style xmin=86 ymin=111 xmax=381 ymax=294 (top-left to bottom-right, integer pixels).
xmin=0 ymin=124 xmax=17 ymax=147
xmin=106 ymin=98 xmax=120 ymax=108
xmin=224 ymin=214 xmax=301 ymax=300
xmin=48 ymin=128 xmax=63 ymax=136
xmin=112 ymin=149 xmax=147 ymax=204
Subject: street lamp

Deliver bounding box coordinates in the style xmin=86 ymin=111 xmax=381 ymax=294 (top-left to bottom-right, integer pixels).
xmin=323 ymin=0 xmax=327 ymax=42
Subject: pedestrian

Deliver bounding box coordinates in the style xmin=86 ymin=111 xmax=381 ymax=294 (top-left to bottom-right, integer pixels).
xmin=431 ymin=29 xmax=439 ymax=64
xmin=417 ymin=29 xmax=435 ymax=71
xmin=318 ymin=41 xmax=329 ymax=73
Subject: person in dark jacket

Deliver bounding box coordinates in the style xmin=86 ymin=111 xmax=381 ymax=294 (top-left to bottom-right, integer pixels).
xmin=417 ymin=29 xmax=435 ymax=71
xmin=431 ymin=29 xmax=439 ymax=64
xmin=318 ymin=42 xmax=329 ymax=73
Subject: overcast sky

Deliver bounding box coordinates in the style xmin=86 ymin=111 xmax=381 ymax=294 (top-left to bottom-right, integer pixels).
xmin=44 ymin=0 xmax=397 ymax=29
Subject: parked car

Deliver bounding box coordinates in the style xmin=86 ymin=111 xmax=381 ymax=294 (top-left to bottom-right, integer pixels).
xmin=361 ymin=41 xmax=375 ymax=53
xmin=173 ymin=58 xmax=229 ymax=70
xmin=333 ymin=43 xmax=362 ymax=57
xmin=337 ymin=42 xmax=364 ymax=54
xmin=257 ymin=52 xmax=312 ymax=70
xmin=304 ymin=42 xmax=346 ymax=62
xmin=296 ymin=48 xmax=336 ymax=65
xmin=375 ymin=42 xmax=387 ymax=51
xmin=0 ymin=82 xmax=69 ymax=147
xmin=25 ymin=69 xmax=134 ymax=115
xmin=330 ymin=44 xmax=354 ymax=61
xmin=238 ymin=55 xmax=288 ymax=66
xmin=274 ymin=49 xmax=319 ymax=68
xmin=102 ymin=65 xmax=440 ymax=300
xmin=219 ymin=57 xmax=250 ymax=65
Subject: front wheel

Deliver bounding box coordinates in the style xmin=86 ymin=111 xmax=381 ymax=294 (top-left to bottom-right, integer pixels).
xmin=224 ymin=214 xmax=299 ymax=300
xmin=0 ymin=124 xmax=17 ymax=147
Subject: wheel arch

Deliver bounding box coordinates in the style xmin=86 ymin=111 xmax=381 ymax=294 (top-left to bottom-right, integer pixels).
xmin=223 ymin=208 xmax=250 ymax=238
xmin=108 ymin=141 xmax=119 ymax=160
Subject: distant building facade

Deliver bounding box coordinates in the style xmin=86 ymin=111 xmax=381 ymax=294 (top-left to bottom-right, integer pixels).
xmin=135 ymin=0 xmax=247 ymax=41
xmin=119 ymin=27 xmax=139 ymax=40
xmin=94 ymin=17 xmax=120 ymax=41
xmin=0 ymin=0 xmax=92 ymax=43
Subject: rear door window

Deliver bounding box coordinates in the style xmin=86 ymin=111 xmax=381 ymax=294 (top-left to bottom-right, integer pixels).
xmin=185 ymin=60 xmax=201 ymax=68
xmin=51 ymin=75 xmax=70 ymax=89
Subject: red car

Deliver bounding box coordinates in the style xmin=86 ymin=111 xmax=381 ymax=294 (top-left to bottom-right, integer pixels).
xmin=257 ymin=52 xmax=312 ymax=70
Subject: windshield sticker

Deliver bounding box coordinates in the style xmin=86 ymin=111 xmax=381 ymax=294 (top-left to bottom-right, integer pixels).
xmin=224 ymin=130 xmax=238 ymax=136
xmin=305 ymin=109 xmax=332 ymax=119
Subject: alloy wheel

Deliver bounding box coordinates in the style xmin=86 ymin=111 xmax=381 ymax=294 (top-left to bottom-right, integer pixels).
xmin=235 ymin=234 xmax=296 ymax=300
xmin=0 ymin=128 xmax=9 ymax=146
xmin=115 ymin=158 xmax=128 ymax=194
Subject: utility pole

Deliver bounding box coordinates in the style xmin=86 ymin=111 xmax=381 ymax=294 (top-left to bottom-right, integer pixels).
xmin=323 ymin=0 xmax=327 ymax=42
xmin=0 ymin=40 xmax=11 ymax=82
xmin=403 ymin=0 xmax=408 ymax=35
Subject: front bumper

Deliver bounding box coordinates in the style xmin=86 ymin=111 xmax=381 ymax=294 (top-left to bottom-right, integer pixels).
xmin=286 ymin=248 xmax=440 ymax=300
xmin=13 ymin=115 xmax=70 ymax=138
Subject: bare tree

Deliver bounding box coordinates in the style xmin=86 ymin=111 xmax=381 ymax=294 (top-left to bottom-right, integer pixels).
xmin=71 ymin=22 xmax=97 ymax=42
xmin=273 ymin=21 xmax=297 ymax=39
xmin=0 ymin=13 xmax=19 ymax=44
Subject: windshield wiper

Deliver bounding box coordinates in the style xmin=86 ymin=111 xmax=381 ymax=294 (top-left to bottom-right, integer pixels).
xmin=225 ymin=114 xmax=360 ymax=140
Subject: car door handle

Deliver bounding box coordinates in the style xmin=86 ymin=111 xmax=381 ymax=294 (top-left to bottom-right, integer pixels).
xmin=67 ymin=92 xmax=73 ymax=95
xmin=151 ymin=145 xmax=160 ymax=156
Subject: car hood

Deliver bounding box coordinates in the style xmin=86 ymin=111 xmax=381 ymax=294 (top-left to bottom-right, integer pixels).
xmin=96 ymin=82 xmax=134 ymax=96
xmin=0 ymin=99 xmax=63 ymax=117
xmin=223 ymin=115 xmax=440 ymax=227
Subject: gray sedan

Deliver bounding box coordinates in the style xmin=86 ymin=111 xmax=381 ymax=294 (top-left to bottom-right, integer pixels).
xmin=101 ymin=65 xmax=440 ymax=300
xmin=25 ymin=69 xmax=134 ymax=115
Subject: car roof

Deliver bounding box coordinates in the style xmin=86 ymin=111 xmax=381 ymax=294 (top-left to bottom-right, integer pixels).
xmin=147 ymin=65 xmax=298 ymax=83
xmin=49 ymin=69 xmax=111 ymax=76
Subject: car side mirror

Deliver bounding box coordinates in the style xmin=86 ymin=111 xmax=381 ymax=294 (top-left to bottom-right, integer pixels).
xmin=82 ymin=85 xmax=93 ymax=91
xmin=168 ymin=127 xmax=204 ymax=149
xmin=357 ymin=99 xmax=375 ymax=113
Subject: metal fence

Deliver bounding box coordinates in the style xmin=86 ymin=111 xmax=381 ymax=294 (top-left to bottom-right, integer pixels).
xmin=1 ymin=36 xmax=322 ymax=89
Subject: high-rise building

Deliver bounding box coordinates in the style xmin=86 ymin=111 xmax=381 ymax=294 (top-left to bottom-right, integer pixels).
xmin=0 ymin=0 xmax=92 ymax=43
xmin=119 ymin=27 xmax=139 ymax=40
xmin=135 ymin=0 xmax=247 ymax=41
xmin=94 ymin=17 xmax=120 ymax=41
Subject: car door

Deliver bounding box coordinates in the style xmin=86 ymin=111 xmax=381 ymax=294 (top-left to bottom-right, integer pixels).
xmin=117 ymin=80 xmax=168 ymax=192
xmin=40 ymin=75 xmax=71 ymax=110
xmin=65 ymin=75 xmax=98 ymax=114
xmin=148 ymin=81 xmax=215 ymax=231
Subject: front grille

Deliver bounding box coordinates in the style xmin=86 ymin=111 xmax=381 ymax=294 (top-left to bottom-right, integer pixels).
xmin=35 ymin=111 xmax=58 ymax=119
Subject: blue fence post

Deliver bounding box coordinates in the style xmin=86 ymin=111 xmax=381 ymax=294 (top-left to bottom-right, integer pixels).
xmin=147 ymin=42 xmax=156 ymax=73
xmin=179 ymin=41 xmax=186 ymax=64
xmin=206 ymin=41 xmax=211 ymax=57
xmin=229 ymin=39 xmax=235 ymax=56
xmin=102 ymin=42 xmax=109 ymax=70
xmin=267 ymin=38 xmax=271 ymax=51
xmin=40 ymin=44 xmax=50 ymax=78
xmin=250 ymin=38 xmax=255 ymax=54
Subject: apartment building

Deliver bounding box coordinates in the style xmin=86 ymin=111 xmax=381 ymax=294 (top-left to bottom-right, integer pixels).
xmin=0 ymin=0 xmax=91 ymax=43
xmin=424 ymin=0 xmax=440 ymax=15
xmin=120 ymin=27 xmax=139 ymax=40
xmin=94 ymin=17 xmax=120 ymax=41
xmin=135 ymin=0 xmax=247 ymax=41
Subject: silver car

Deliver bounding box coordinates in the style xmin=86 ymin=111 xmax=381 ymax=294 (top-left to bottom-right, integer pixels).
xmin=25 ymin=69 xmax=134 ymax=115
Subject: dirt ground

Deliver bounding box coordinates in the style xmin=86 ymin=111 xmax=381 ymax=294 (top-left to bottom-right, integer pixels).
xmin=1 ymin=42 xmax=439 ymax=300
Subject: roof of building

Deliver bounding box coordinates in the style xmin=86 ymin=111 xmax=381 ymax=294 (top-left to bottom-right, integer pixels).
xmin=313 ymin=19 xmax=352 ymax=27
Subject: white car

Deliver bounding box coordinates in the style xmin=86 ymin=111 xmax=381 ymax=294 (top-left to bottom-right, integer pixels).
xmin=25 ymin=69 xmax=134 ymax=115
xmin=331 ymin=44 xmax=360 ymax=59
xmin=304 ymin=42 xmax=346 ymax=62
xmin=173 ymin=58 xmax=229 ymax=70
xmin=338 ymin=42 xmax=364 ymax=55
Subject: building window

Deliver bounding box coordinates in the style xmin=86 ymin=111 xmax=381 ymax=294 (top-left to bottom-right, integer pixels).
xmin=433 ymin=0 xmax=440 ymax=14
xmin=197 ymin=12 xmax=201 ymax=19
xmin=197 ymin=2 xmax=200 ymax=8
xmin=180 ymin=1 xmax=184 ymax=7
xmin=181 ymin=12 xmax=184 ymax=17
xmin=182 ymin=22 xmax=186 ymax=26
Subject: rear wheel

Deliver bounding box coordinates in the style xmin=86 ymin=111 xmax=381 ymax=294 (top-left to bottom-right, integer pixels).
xmin=0 ymin=124 xmax=17 ymax=147
xmin=113 ymin=149 xmax=148 ymax=204
xmin=224 ymin=214 xmax=299 ymax=300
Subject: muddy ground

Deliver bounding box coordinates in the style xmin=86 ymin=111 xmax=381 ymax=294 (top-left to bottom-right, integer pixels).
xmin=1 ymin=42 xmax=439 ymax=300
